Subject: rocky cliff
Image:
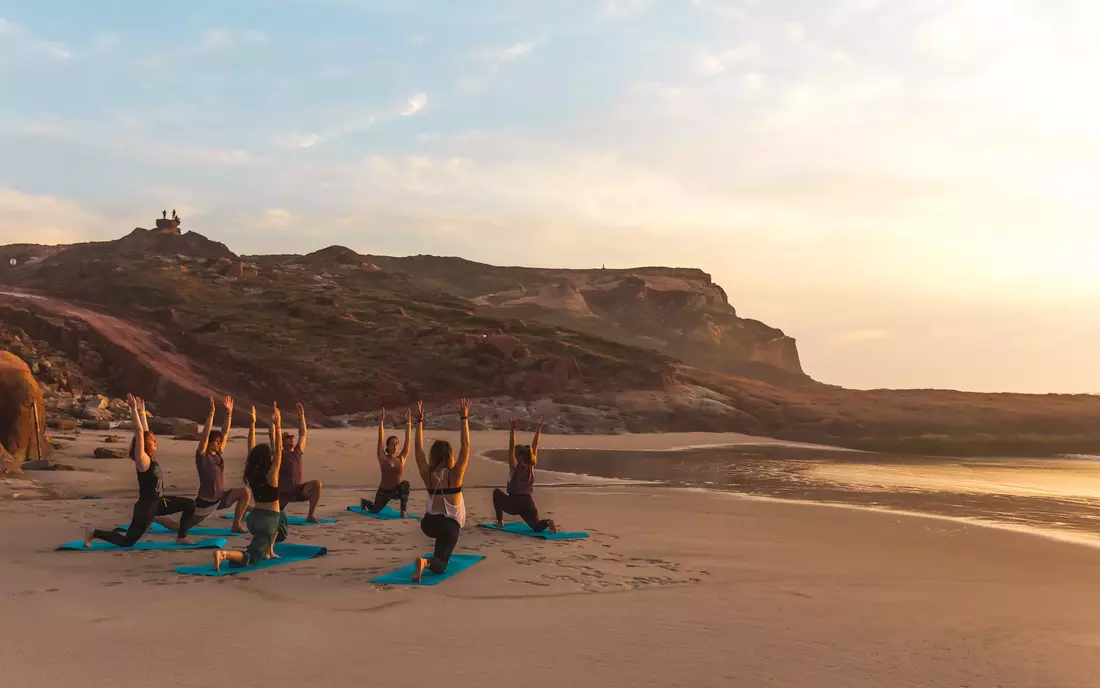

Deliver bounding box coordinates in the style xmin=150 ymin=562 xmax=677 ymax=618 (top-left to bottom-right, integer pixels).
xmin=3 ymin=228 xmax=1100 ymax=457
xmin=347 ymin=255 xmax=805 ymax=382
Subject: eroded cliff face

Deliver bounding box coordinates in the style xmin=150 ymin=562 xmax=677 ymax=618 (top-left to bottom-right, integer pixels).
xmin=465 ymin=268 xmax=806 ymax=381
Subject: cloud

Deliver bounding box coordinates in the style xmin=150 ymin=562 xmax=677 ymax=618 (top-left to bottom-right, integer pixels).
xmin=693 ymin=43 xmax=761 ymax=76
xmin=0 ymin=187 xmax=108 ymax=245
xmin=200 ymin=28 xmax=268 ymax=52
xmin=599 ymin=0 xmax=650 ymax=20
xmin=0 ymin=16 xmax=73 ymax=60
xmin=255 ymin=208 xmax=294 ymax=228
xmin=90 ymin=33 xmax=120 ymax=51
xmin=401 ymin=93 xmax=428 ymax=117
xmin=481 ymin=40 xmax=538 ymax=65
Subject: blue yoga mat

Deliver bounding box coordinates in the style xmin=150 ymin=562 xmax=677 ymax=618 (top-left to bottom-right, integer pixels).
xmin=57 ymin=537 xmax=228 ymax=551
xmin=174 ymin=543 xmax=328 ymax=577
xmin=346 ymin=505 xmax=421 ymax=521
xmin=118 ymin=522 xmax=249 ymax=537
xmin=221 ymin=512 xmax=336 ymax=525
xmin=370 ymin=553 xmax=485 ymax=586
xmin=478 ymin=522 xmax=590 ymax=541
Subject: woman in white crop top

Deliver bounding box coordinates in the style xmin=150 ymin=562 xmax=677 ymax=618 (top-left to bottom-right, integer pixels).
xmin=410 ymin=398 xmax=472 ymax=582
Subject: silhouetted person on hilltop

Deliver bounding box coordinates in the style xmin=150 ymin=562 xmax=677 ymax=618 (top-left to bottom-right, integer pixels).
xmin=361 ymin=407 xmax=412 ymax=517
xmin=162 ymin=209 xmax=167 ymax=219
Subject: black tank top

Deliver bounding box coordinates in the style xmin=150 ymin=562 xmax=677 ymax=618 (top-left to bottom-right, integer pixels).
xmin=250 ymin=475 xmax=279 ymax=503
xmin=137 ymin=459 xmax=164 ymax=502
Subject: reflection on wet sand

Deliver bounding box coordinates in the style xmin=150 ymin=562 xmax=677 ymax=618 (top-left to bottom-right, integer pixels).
xmin=486 ymin=445 xmax=1100 ymax=544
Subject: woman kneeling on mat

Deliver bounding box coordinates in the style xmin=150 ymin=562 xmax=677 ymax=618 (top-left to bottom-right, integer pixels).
xmin=493 ymin=417 xmax=557 ymax=534
xmin=83 ymin=395 xmax=197 ymax=547
xmin=361 ymin=407 xmax=412 ymax=517
xmin=213 ymin=403 xmax=289 ymax=571
xmin=410 ymin=398 xmax=471 ymax=582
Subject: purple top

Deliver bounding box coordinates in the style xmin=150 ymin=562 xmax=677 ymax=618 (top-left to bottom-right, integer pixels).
xmin=195 ymin=450 xmax=225 ymax=502
xmin=279 ymin=446 xmax=303 ymax=489
xmin=507 ymin=462 xmax=535 ymax=495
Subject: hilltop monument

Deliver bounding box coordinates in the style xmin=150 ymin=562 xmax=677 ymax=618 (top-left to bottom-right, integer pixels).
xmin=155 ymin=209 xmax=182 ymax=235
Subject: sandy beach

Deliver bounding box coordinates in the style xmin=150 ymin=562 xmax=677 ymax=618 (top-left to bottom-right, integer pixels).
xmin=4 ymin=429 xmax=1100 ymax=687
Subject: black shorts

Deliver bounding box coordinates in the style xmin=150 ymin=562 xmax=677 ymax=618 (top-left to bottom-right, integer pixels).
xmin=279 ymin=484 xmax=309 ymax=507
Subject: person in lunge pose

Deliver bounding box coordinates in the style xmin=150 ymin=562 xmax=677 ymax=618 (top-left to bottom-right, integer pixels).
xmin=410 ymin=399 xmax=472 ymax=582
xmin=83 ymin=395 xmax=197 ymax=547
xmin=278 ymin=402 xmax=324 ymax=523
xmin=361 ymin=407 xmax=412 ymax=518
xmin=213 ymin=403 xmax=289 ymax=570
xmin=156 ymin=395 xmax=251 ymax=535
xmin=493 ymin=417 xmax=557 ymax=534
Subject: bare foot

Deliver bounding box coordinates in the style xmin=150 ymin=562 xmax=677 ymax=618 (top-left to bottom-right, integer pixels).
xmin=213 ymin=550 xmax=225 ymax=571
xmin=306 ymin=515 xmax=320 ymax=524
xmin=176 ymin=538 xmax=195 ymax=546
xmin=400 ymin=511 xmax=408 ymax=519
xmin=412 ymin=557 xmax=427 ymax=583
xmin=231 ymin=524 xmax=247 ymax=534
xmin=548 ymin=520 xmax=558 ymax=535
xmin=83 ymin=527 xmax=94 ymax=548
xmin=495 ymin=519 xmax=504 ymax=527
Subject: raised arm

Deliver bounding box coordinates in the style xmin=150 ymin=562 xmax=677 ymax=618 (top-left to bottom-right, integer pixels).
xmin=399 ymin=408 xmax=412 ymax=462
xmin=222 ymin=395 xmax=234 ymax=438
xmin=197 ymin=396 xmax=216 ymax=456
xmin=129 ymin=395 xmax=151 ymax=472
xmin=376 ymin=407 xmax=386 ymax=464
xmin=247 ymin=405 xmax=257 ymax=454
xmin=296 ymin=402 xmax=308 ymax=453
xmin=136 ymin=397 xmax=151 ymax=433
xmin=413 ymin=400 xmax=429 ymax=485
xmin=530 ymin=416 xmax=544 ymax=467
xmin=508 ymin=417 xmax=519 ymax=471
xmin=266 ymin=403 xmax=283 ymax=487
xmin=453 ymin=398 xmax=472 ymax=482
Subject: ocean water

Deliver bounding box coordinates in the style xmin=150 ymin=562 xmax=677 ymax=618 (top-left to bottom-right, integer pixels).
xmin=490 ymin=444 xmax=1100 ymax=547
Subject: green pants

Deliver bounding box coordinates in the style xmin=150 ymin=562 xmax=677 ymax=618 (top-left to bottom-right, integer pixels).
xmin=236 ymin=509 xmax=289 ymax=567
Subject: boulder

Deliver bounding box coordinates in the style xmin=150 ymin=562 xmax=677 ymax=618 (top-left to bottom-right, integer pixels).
xmin=47 ymin=418 xmax=78 ymax=431
xmin=80 ymin=405 xmax=113 ymax=421
xmin=93 ymin=446 xmax=128 ymax=459
xmin=0 ymin=351 xmax=50 ymax=463
xmin=80 ymin=420 xmax=112 ymax=431
xmin=148 ymin=417 xmax=200 ymax=436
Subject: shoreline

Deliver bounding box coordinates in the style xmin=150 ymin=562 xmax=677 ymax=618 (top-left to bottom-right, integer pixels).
xmin=5 ymin=428 xmax=1100 ymax=686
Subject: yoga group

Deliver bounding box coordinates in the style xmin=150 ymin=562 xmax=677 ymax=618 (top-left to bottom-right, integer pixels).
xmin=81 ymin=394 xmax=559 ymax=583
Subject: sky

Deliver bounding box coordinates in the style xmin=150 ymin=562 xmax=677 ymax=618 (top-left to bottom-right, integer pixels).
xmin=1 ymin=0 xmax=1097 ymax=394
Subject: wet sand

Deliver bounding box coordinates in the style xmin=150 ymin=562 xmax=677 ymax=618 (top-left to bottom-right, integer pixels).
xmin=3 ymin=429 xmax=1100 ymax=687
xmin=503 ymin=444 xmax=1100 ymax=546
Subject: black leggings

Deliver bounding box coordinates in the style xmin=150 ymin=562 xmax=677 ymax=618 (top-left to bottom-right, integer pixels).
xmin=363 ymin=480 xmax=410 ymax=514
xmin=420 ymin=513 xmax=460 ymax=573
xmin=93 ymin=496 xmax=196 ymax=546
xmin=493 ymin=489 xmax=552 ymax=532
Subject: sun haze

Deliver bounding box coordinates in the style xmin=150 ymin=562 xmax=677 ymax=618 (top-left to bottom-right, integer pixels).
xmin=1 ymin=0 xmax=1096 ymax=392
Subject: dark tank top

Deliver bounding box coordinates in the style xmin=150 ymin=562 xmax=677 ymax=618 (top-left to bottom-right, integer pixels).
xmin=137 ymin=459 xmax=164 ymax=502
xmin=507 ymin=462 xmax=534 ymax=495
xmin=250 ymin=475 xmax=279 ymax=503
